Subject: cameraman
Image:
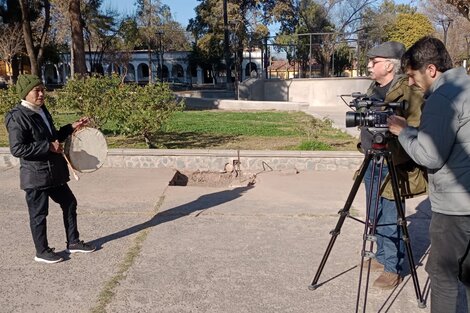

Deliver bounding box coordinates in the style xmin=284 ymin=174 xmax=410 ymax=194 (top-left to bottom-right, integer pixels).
xmin=388 ymin=36 xmax=470 ymax=313
xmin=358 ymin=41 xmax=426 ymax=289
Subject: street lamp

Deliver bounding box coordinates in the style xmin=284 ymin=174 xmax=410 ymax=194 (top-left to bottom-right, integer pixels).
xmin=439 ymin=17 xmax=453 ymax=47
xmin=465 ymin=35 xmax=470 ymax=72
xmin=223 ymin=0 xmax=232 ymax=90
xmin=156 ymin=31 xmax=164 ymax=82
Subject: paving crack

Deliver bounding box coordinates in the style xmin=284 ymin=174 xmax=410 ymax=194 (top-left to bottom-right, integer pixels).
xmin=89 ymin=193 xmax=166 ymax=313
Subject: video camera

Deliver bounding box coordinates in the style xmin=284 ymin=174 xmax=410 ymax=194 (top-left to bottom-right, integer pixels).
xmin=342 ymin=92 xmax=408 ymax=144
xmin=344 ymin=92 xmax=408 ymax=128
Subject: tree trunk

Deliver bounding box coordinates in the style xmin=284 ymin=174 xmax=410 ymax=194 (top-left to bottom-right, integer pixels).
xmin=18 ymin=0 xmax=38 ymax=75
xmin=36 ymin=0 xmax=51 ymax=68
xmin=69 ymin=0 xmax=87 ymax=77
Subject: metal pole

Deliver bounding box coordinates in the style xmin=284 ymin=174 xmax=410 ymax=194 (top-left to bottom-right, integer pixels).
xmin=70 ymin=42 xmax=74 ymax=78
xmin=160 ymin=32 xmax=164 ymax=82
xmin=466 ymin=35 xmax=470 ymax=59
xmin=248 ymin=33 xmax=252 ymax=78
xmin=309 ymin=34 xmax=312 ymax=78
xmin=148 ymin=0 xmax=153 ymax=83
xmin=440 ymin=18 xmax=453 ymax=47
xmin=264 ymin=37 xmax=268 ymax=79
xmin=223 ymin=0 xmax=231 ymax=89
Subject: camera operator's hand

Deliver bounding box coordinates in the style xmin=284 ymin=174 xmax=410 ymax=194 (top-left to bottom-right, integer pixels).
xmin=387 ymin=115 xmax=408 ymax=136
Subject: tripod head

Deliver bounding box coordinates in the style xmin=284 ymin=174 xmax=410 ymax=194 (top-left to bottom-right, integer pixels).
xmin=371 ymin=142 xmax=387 ymax=151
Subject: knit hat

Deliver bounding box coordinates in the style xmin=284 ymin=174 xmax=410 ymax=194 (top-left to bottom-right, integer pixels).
xmin=16 ymin=74 xmax=43 ymax=100
xmin=367 ymin=41 xmax=406 ymax=60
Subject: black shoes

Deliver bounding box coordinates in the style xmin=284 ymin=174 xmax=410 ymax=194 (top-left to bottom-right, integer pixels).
xmin=66 ymin=240 xmax=96 ymax=254
xmin=34 ymin=241 xmax=95 ymax=264
xmin=34 ymin=248 xmax=63 ymax=264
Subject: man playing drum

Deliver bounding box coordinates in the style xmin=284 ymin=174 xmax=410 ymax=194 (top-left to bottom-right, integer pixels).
xmin=5 ymin=74 xmax=96 ymax=264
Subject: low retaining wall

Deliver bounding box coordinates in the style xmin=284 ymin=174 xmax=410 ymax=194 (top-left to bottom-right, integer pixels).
xmin=183 ymin=98 xmax=310 ymax=111
xmin=239 ymin=77 xmax=372 ymax=106
xmin=0 ymin=148 xmax=363 ymax=172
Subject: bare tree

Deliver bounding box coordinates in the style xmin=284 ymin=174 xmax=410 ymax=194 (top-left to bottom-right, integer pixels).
xmin=420 ymin=0 xmax=470 ymax=64
xmin=0 ymin=23 xmax=24 ymax=83
xmin=320 ymin=0 xmax=376 ymax=76
xmin=446 ymin=0 xmax=470 ymax=19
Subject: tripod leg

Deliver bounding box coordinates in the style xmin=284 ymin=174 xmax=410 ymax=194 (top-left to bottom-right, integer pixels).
xmin=309 ymin=153 xmax=373 ymax=290
xmin=356 ymin=154 xmax=386 ymax=312
xmin=386 ymin=154 xmax=426 ymax=308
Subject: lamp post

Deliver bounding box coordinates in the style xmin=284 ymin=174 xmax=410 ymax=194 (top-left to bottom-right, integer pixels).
xmin=223 ymin=0 xmax=232 ymax=90
xmin=247 ymin=32 xmax=252 ymax=79
xmin=439 ymin=17 xmax=453 ymax=47
xmin=465 ymin=35 xmax=470 ymax=72
xmin=156 ymin=31 xmax=164 ymax=82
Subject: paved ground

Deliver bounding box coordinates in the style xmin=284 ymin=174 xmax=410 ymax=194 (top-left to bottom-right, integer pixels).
xmin=4 ymin=163 xmax=467 ymax=313
xmin=1 ymin=105 xmax=468 ymax=313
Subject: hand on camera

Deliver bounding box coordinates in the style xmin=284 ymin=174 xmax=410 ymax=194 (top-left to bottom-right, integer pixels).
xmin=387 ymin=115 xmax=407 ymax=136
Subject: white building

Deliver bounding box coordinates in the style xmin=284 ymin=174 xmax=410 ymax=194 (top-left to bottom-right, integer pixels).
xmin=42 ymin=49 xmax=264 ymax=86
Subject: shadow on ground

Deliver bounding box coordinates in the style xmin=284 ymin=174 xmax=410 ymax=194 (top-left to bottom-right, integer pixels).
xmin=89 ymin=185 xmax=253 ymax=248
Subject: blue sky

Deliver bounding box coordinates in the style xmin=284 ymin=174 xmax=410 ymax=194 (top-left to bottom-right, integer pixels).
xmin=100 ymin=0 xmax=417 ymax=33
xmin=101 ymin=0 xmax=199 ymax=28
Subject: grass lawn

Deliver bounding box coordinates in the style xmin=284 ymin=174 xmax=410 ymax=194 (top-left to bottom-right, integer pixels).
xmin=0 ymin=110 xmax=357 ymax=151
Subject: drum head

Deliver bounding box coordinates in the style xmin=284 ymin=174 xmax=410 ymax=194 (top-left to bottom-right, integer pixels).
xmin=65 ymin=127 xmax=108 ymax=173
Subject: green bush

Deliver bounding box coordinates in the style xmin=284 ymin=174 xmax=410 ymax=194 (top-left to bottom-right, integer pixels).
xmin=0 ymin=85 xmax=19 ymax=116
xmin=54 ymin=74 xmax=122 ymax=126
xmin=112 ymin=82 xmax=184 ymax=146
xmin=54 ymin=75 xmax=184 ymax=146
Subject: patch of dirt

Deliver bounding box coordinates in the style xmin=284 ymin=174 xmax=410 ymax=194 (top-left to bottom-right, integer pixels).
xmin=169 ymin=170 xmax=256 ymax=187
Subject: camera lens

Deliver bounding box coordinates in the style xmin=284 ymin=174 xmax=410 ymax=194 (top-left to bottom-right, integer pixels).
xmin=345 ymin=112 xmax=362 ymax=127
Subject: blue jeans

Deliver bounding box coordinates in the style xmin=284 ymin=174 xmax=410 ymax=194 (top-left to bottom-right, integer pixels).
xmin=363 ymin=161 xmax=404 ymax=274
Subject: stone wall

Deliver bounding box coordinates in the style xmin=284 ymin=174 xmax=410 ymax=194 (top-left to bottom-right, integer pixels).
xmin=0 ymin=148 xmax=364 ymax=172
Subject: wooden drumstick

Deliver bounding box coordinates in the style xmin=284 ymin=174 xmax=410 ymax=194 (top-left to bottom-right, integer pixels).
xmin=62 ymin=151 xmax=80 ymax=181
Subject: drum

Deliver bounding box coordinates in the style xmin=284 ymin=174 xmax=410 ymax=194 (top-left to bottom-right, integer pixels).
xmin=64 ymin=127 xmax=108 ymax=173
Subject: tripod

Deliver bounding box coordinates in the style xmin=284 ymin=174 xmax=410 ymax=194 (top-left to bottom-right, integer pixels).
xmin=308 ymin=143 xmax=426 ymax=312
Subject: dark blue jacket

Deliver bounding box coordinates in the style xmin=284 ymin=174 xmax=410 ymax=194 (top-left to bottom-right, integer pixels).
xmin=5 ymin=103 xmax=73 ymax=190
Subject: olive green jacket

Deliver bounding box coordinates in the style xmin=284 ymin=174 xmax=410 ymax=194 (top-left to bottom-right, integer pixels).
xmin=362 ymin=74 xmax=427 ymax=200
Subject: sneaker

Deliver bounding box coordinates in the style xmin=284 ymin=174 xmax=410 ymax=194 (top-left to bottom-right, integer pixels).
xmin=66 ymin=240 xmax=96 ymax=254
xmin=34 ymin=248 xmax=63 ymax=264
xmin=373 ymin=271 xmax=403 ymax=289
xmin=361 ymin=258 xmax=384 ymax=272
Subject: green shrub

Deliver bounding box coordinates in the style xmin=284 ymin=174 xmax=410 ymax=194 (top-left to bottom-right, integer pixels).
xmin=112 ymin=82 xmax=184 ymax=146
xmin=54 ymin=74 xmax=122 ymax=126
xmin=54 ymin=75 xmax=184 ymax=146
xmin=0 ymin=85 xmax=19 ymax=116
xmin=297 ymin=140 xmax=332 ymax=151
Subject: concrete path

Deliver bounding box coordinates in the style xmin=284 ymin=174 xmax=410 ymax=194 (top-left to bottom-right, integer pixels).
xmin=2 ymin=165 xmax=460 ymax=313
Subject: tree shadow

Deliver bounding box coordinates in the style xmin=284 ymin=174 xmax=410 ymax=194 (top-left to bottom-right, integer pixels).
xmin=89 ymin=185 xmax=254 ymax=248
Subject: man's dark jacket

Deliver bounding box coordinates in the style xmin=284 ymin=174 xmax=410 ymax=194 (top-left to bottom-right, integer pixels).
xmin=5 ymin=104 xmax=73 ymax=190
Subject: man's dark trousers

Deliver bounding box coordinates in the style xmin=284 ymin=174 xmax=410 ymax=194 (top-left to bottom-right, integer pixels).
xmin=25 ymin=184 xmax=80 ymax=254
xmin=426 ymin=212 xmax=470 ymax=313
